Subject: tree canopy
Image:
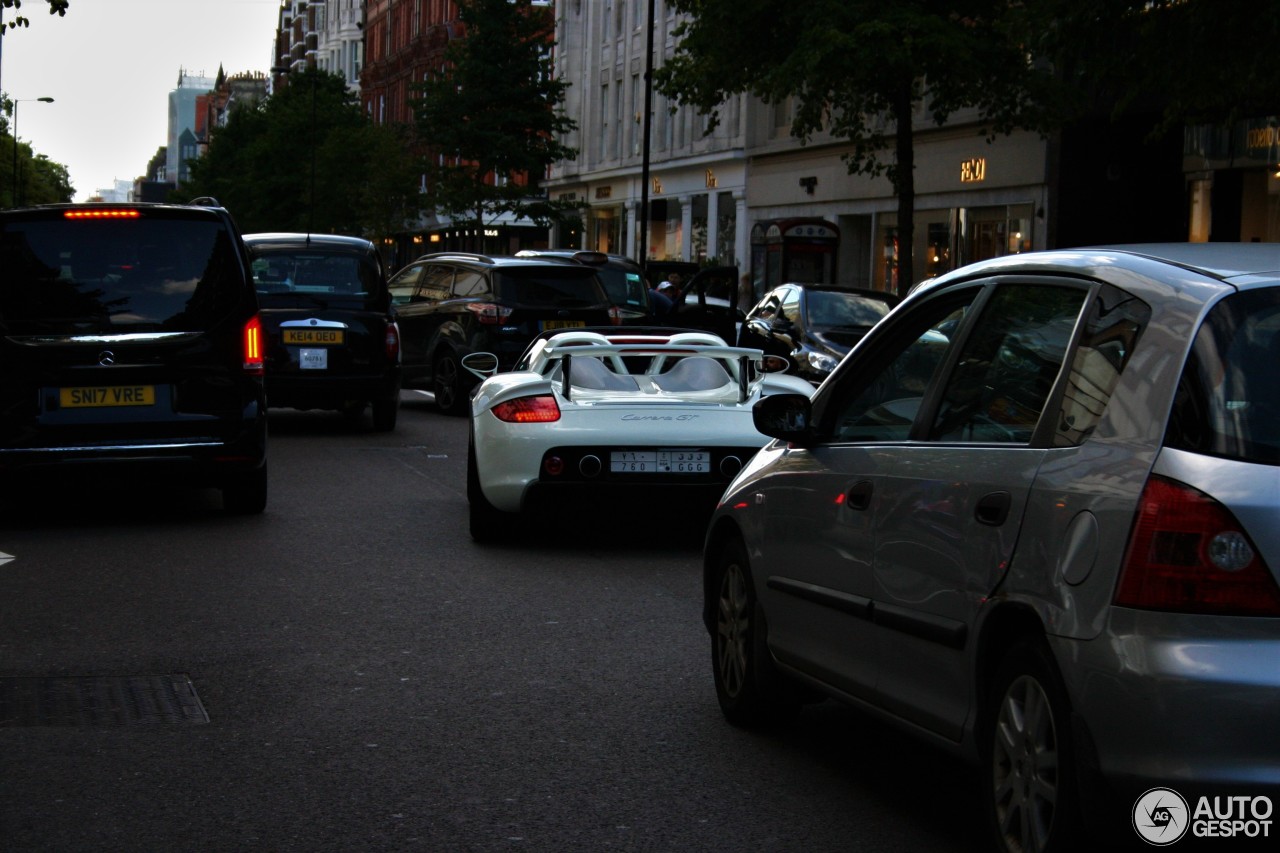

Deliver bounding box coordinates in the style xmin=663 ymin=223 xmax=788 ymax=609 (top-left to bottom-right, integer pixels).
xmin=0 ymin=0 xmax=68 ymax=34
xmin=411 ymin=0 xmax=580 ymax=240
xmin=185 ymin=69 xmax=421 ymax=236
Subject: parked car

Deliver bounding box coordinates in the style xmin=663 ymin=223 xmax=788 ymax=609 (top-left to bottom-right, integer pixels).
xmin=516 ymin=249 xmax=659 ymax=324
xmin=664 ymin=264 xmax=743 ymax=342
xmin=703 ymin=244 xmax=1280 ymax=851
xmin=464 ymin=328 xmax=813 ymax=541
xmin=0 ymin=200 xmax=268 ymax=513
xmin=738 ymin=283 xmax=899 ymax=384
xmin=244 ymin=233 xmax=401 ymax=431
xmin=389 ymin=252 xmax=617 ymax=415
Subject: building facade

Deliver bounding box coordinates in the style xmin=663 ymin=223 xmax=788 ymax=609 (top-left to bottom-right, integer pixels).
xmin=167 ymin=69 xmax=217 ymax=189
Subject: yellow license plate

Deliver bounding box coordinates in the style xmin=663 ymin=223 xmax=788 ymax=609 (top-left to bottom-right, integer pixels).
xmin=283 ymin=329 xmax=344 ymax=345
xmin=60 ymin=386 xmax=156 ymax=408
xmin=542 ymin=320 xmax=585 ymax=330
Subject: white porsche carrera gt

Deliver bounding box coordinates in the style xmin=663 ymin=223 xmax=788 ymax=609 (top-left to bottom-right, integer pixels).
xmin=463 ymin=329 xmax=815 ymax=541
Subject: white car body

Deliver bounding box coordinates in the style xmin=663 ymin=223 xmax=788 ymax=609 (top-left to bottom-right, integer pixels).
xmin=466 ymin=330 xmax=814 ymax=535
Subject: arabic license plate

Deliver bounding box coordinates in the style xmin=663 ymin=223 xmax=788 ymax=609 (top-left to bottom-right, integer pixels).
xmin=60 ymin=385 xmax=157 ymax=408
xmin=542 ymin=320 xmax=585 ymax=331
xmin=299 ymin=348 xmax=329 ymax=370
xmin=610 ymin=450 xmax=711 ymax=473
xmin=283 ymin=328 xmax=344 ymax=345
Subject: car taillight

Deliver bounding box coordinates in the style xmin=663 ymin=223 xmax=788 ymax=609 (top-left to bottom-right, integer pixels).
xmin=243 ymin=315 xmax=264 ymax=374
xmin=608 ymin=305 xmax=623 ymax=326
xmin=1114 ymin=475 xmax=1280 ymax=616
xmin=385 ymin=321 xmax=401 ymax=362
xmin=467 ymin=302 xmax=513 ymax=325
xmin=491 ymin=395 xmax=560 ymax=423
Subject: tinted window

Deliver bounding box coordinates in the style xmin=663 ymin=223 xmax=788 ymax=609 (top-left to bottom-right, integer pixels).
xmin=597 ymin=265 xmax=648 ymax=310
xmin=494 ymin=267 xmax=606 ymax=308
xmin=806 ymin=290 xmax=892 ymax=328
xmin=0 ymin=215 xmax=243 ymax=334
xmin=388 ymin=263 xmax=425 ymax=303
xmin=249 ymin=248 xmax=381 ymax=306
xmin=452 ymin=270 xmax=488 ymax=298
xmin=1166 ymin=288 xmax=1280 ymax=465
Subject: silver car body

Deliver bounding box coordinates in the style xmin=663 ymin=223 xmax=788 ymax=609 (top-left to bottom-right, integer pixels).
xmin=706 ymin=245 xmax=1280 ymax=829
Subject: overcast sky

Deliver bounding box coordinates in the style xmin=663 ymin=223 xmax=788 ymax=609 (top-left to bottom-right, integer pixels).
xmin=3 ymin=0 xmax=283 ymax=201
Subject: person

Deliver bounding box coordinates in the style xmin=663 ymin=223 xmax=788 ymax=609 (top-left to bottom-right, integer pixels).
xmin=648 ymin=280 xmax=673 ymax=317
xmin=738 ymin=273 xmax=756 ymax=313
xmin=663 ymin=272 xmax=684 ymax=301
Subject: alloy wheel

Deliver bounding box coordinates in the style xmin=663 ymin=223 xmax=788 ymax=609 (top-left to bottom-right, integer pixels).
xmin=991 ymin=674 xmax=1059 ymax=853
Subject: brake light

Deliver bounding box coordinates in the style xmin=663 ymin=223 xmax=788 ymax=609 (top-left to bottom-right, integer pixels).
xmin=243 ymin=315 xmax=264 ymax=374
xmin=385 ymin=322 xmax=401 ymax=362
xmin=491 ymin=395 xmax=560 ymax=423
xmin=1114 ymin=475 xmax=1280 ymax=616
xmin=63 ymin=209 xmax=141 ymax=220
xmin=467 ymin=302 xmax=513 ymax=325
xmin=608 ymin=305 xmax=623 ymax=326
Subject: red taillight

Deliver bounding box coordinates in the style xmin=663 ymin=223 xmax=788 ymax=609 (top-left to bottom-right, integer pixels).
xmin=608 ymin=305 xmax=623 ymax=326
xmin=385 ymin=322 xmax=401 ymax=362
xmin=491 ymin=395 xmax=560 ymax=423
xmin=243 ymin=315 xmax=264 ymax=374
xmin=1114 ymin=475 xmax=1280 ymax=616
xmin=63 ymin=209 xmax=140 ymax=220
xmin=466 ymin=302 xmax=513 ymax=325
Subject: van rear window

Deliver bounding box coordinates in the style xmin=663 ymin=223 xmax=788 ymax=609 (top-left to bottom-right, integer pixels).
xmin=495 ymin=267 xmax=608 ymax=308
xmin=0 ymin=215 xmax=244 ymax=335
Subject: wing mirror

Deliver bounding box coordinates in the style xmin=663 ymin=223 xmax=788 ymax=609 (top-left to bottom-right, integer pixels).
xmin=753 ymin=393 xmax=816 ymax=445
xmin=461 ymin=352 xmax=499 ymax=381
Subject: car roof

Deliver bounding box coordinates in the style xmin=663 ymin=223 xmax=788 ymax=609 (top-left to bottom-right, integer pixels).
xmin=1093 ymin=243 xmax=1280 ymax=282
xmin=243 ymin=232 xmax=377 ymax=251
xmin=777 ymin=283 xmax=900 ymax=301
xmin=410 ymin=251 xmax=593 ymax=270
xmin=516 ymin=249 xmax=641 ymax=268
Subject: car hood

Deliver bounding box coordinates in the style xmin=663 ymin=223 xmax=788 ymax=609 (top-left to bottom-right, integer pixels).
xmin=808 ymin=326 xmax=873 ymax=354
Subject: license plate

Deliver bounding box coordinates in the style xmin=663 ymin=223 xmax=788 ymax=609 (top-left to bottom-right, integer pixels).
xmin=283 ymin=329 xmax=344 ymax=345
xmin=610 ymin=450 xmax=711 ymax=473
xmin=542 ymin=320 xmax=585 ymax=331
xmin=299 ymin=348 xmax=329 ymax=370
xmin=60 ymin=385 xmax=156 ymax=408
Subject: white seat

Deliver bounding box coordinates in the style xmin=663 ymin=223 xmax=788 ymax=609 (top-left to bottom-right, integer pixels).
xmin=651 ymin=357 xmax=733 ymax=392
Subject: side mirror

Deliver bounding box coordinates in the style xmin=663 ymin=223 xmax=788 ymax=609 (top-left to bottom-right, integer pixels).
xmin=753 ymin=393 xmax=816 ymax=445
xmin=461 ymin=352 xmax=499 ymax=381
xmin=760 ymin=355 xmax=791 ymax=374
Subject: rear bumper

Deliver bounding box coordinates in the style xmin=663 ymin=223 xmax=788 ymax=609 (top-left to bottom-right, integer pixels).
xmin=265 ymin=368 xmax=401 ymax=411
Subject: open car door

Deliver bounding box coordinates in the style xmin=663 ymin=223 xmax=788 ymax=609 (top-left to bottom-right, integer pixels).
xmin=665 ymin=265 xmax=741 ymax=342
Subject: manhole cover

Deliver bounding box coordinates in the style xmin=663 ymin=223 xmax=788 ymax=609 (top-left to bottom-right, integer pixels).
xmin=0 ymin=675 xmax=209 ymax=727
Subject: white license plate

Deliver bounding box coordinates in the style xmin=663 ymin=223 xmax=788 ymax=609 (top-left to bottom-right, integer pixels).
xmin=299 ymin=348 xmax=329 ymax=370
xmin=610 ymin=450 xmax=710 ymax=473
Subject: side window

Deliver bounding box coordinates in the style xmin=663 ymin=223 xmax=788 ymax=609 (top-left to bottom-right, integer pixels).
xmin=1055 ymin=284 xmax=1150 ymax=446
xmin=388 ymin=263 xmax=423 ymax=304
xmin=826 ymin=292 xmax=977 ymax=442
xmin=930 ymin=284 xmax=1088 ymax=444
xmin=751 ymin=293 xmax=781 ymax=321
xmin=779 ymin=289 xmax=801 ymax=325
xmin=418 ymin=264 xmax=455 ymax=302
xmin=452 ymin=269 xmax=487 ymax=298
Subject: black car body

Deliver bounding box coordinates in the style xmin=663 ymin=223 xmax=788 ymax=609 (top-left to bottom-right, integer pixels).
xmin=516 ymin=249 xmax=658 ymax=324
xmin=738 ymin=283 xmax=899 ymax=384
xmin=0 ymin=201 xmax=268 ymax=513
xmin=665 ymin=265 xmax=743 ymax=342
xmin=244 ymin=233 xmax=401 ymax=431
xmin=389 ymin=252 xmax=616 ymax=414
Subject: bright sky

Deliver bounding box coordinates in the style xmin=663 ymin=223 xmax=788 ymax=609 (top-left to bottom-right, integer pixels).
xmin=2 ymin=0 xmax=283 ymax=201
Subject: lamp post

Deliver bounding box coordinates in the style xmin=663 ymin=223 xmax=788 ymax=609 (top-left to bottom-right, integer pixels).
xmin=10 ymin=96 xmax=55 ymax=208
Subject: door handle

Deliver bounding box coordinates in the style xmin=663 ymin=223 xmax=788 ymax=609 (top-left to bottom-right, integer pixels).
xmin=846 ymin=480 xmax=873 ymax=511
xmin=975 ymin=491 xmax=1012 ymax=526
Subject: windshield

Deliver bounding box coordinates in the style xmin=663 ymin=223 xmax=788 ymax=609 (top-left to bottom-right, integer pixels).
xmin=1166 ymin=288 xmax=1280 ymax=465
xmin=0 ymin=214 xmax=243 ymax=334
xmin=806 ymin=290 xmax=892 ymax=328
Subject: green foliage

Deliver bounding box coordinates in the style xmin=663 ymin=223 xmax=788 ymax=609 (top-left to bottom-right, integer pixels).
xmin=411 ymin=0 xmax=581 ymax=235
xmin=185 ymin=69 xmax=422 ymax=236
xmin=0 ymin=0 xmax=69 ymax=33
xmin=2 ymin=93 xmax=74 ymax=205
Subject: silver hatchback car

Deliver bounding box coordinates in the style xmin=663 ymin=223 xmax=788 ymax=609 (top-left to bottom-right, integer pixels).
xmin=704 ymin=245 xmax=1280 ymax=852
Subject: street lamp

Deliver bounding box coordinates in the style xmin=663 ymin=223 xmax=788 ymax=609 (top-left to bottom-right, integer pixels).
xmin=10 ymin=96 xmax=55 ymax=207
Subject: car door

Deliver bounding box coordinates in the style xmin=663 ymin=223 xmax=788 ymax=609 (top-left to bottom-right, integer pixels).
xmin=759 ymin=289 xmax=979 ymax=703
xmin=863 ymin=281 xmax=1091 ymax=741
xmin=666 ymin=265 xmax=740 ymax=341
xmin=392 ymin=263 xmax=455 ymax=387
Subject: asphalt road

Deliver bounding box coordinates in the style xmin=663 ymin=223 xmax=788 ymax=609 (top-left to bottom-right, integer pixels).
xmin=0 ymin=392 xmax=986 ymax=852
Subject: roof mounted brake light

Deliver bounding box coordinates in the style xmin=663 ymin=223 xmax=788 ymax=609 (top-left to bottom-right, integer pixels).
xmin=63 ymin=209 xmax=141 ymax=220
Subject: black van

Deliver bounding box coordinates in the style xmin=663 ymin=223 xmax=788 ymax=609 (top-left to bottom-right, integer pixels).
xmin=0 ymin=201 xmax=268 ymax=513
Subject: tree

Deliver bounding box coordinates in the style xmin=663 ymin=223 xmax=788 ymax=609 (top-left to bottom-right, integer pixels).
xmin=656 ymin=1 xmax=1069 ymax=293
xmin=2 ymin=92 xmax=74 ymax=205
xmin=185 ymin=69 xmax=421 ymax=236
xmin=411 ymin=0 xmax=580 ymax=246
xmin=0 ymin=0 xmax=68 ymax=34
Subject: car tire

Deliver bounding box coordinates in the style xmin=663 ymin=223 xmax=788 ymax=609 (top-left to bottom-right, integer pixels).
xmin=983 ymin=638 xmax=1080 ymax=853
xmin=371 ymin=394 xmax=399 ymax=431
xmin=222 ymin=463 xmax=267 ymax=515
xmin=433 ymin=350 xmax=467 ymax=416
xmin=467 ymin=439 xmax=514 ymax=542
xmin=709 ymin=536 xmax=800 ymax=727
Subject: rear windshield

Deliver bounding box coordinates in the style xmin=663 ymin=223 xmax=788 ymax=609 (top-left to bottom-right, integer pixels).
xmin=597 ymin=265 xmax=648 ymax=311
xmin=0 ymin=213 xmax=245 ymax=335
xmin=494 ymin=267 xmax=608 ymax=309
xmin=249 ymin=247 xmax=385 ymax=309
xmin=1166 ymin=288 xmax=1280 ymax=465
